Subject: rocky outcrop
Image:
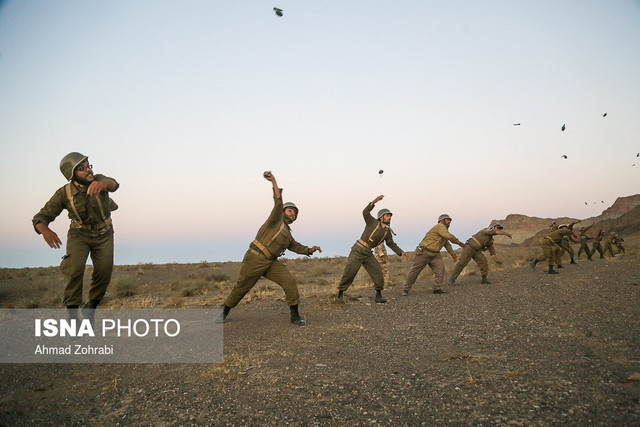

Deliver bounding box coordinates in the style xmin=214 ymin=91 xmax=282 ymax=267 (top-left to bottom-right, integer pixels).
xmin=492 ymin=194 xmax=640 ymax=246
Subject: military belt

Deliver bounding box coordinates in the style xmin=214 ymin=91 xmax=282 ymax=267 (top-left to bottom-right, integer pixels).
xmin=357 ymin=239 xmax=372 ymax=249
xmin=71 ymin=218 xmax=112 ymax=231
xmin=251 ymin=239 xmax=274 ymax=259
xmin=469 ymin=236 xmax=485 ymax=250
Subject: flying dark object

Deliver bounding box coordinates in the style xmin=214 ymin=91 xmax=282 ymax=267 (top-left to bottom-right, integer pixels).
xmin=378 ymin=170 xmax=384 ymax=175
xmin=637 ymin=153 xmax=639 ymax=157
xmin=561 ymin=124 xmax=566 ymax=131
xmin=513 ymin=123 xmax=521 ymax=126
xmin=602 ymin=113 xmax=607 ymax=117
xmin=561 ymin=155 xmax=568 ymax=159
xmin=584 ymin=202 xmax=588 ymax=205
xmin=273 ymin=7 xmax=283 ymax=16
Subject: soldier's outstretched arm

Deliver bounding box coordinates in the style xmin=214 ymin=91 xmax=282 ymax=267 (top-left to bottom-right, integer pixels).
xmin=35 ymin=223 xmax=62 ymax=249
xmin=370 ymin=195 xmax=384 ymax=206
xmin=496 ymin=230 xmax=512 ymax=239
xmin=87 ymin=177 xmax=118 ymax=196
xmin=308 ymin=246 xmax=322 ymax=255
xmin=264 ymin=172 xmax=281 ymax=199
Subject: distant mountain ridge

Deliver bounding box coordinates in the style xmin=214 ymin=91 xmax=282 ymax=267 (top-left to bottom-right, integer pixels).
xmin=492 ymin=194 xmax=640 ymax=247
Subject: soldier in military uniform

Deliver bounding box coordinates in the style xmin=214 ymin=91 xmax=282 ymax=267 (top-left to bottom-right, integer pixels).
xmin=615 ymin=235 xmax=626 ymax=255
xmin=602 ymin=232 xmax=619 ymax=258
xmin=576 ymin=225 xmax=594 ymax=260
xmin=215 ymin=172 xmax=321 ymax=326
xmin=402 ymin=214 xmax=467 ymax=295
xmin=591 ymin=229 xmax=606 ymax=259
xmin=530 ymin=225 xmax=579 ymax=274
xmin=447 ymin=221 xmax=512 ymax=286
xmin=32 ymin=152 xmax=119 ymax=322
xmin=336 ymin=195 xmax=407 ymax=303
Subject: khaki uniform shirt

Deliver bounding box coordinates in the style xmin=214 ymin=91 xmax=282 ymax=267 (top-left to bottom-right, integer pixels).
xmin=467 ymin=228 xmax=497 ymax=256
xmin=251 ymin=189 xmax=310 ymax=258
xmin=545 ymin=228 xmax=575 ymax=244
xmin=357 ymin=204 xmax=403 ymax=255
xmin=32 ymin=174 xmax=119 ymax=234
xmin=419 ymin=222 xmax=463 ymax=254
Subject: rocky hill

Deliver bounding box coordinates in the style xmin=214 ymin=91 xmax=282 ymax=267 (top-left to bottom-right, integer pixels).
xmin=493 ymin=194 xmax=640 ymax=247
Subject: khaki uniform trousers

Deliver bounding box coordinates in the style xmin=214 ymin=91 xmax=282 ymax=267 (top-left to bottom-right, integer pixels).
xmin=338 ymin=244 xmax=385 ymax=292
xmin=535 ymin=240 xmax=556 ymax=266
xmin=61 ymin=228 xmax=114 ymax=307
xmin=225 ymin=249 xmax=300 ymax=308
xmin=592 ymin=241 xmax=604 ymax=257
xmin=553 ymin=244 xmax=563 ymax=265
xmin=577 ymin=239 xmax=591 ymax=258
xmin=404 ymin=248 xmax=445 ymax=292
xmin=560 ymin=237 xmax=574 ymax=257
xmin=602 ymin=242 xmax=616 ymax=257
xmin=449 ymin=246 xmax=488 ymax=281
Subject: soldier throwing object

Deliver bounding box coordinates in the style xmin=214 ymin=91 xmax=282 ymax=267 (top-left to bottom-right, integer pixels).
xmin=403 ymin=214 xmax=467 ymax=295
xmin=448 ymin=221 xmax=512 ymax=285
xmin=32 ymin=152 xmax=119 ymax=323
xmin=591 ymin=229 xmax=606 ymax=259
xmin=530 ymin=225 xmax=579 ymax=274
xmin=216 ymin=172 xmax=322 ymax=326
xmin=336 ymin=195 xmax=407 ymax=303
xmin=576 ymin=225 xmax=593 ymax=260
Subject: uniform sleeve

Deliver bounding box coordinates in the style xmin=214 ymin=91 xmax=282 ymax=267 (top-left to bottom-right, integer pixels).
xmin=94 ymin=174 xmax=120 ymax=192
xmin=443 ymin=241 xmax=455 ymax=255
xmin=384 ymin=233 xmax=404 ymax=256
xmin=362 ymin=203 xmax=376 ymax=226
xmin=487 ymin=240 xmax=496 ymax=256
xmin=265 ymin=188 xmax=284 ymax=226
xmin=287 ymin=238 xmax=311 ymax=256
xmin=32 ymin=188 xmax=66 ymax=233
xmin=438 ymin=225 xmax=463 ymax=246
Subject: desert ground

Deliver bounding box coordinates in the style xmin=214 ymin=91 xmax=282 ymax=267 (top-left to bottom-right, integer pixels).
xmin=1 ymin=238 xmax=639 ymax=425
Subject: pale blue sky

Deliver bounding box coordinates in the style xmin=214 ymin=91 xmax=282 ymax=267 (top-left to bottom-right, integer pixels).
xmin=1 ymin=1 xmax=639 ymax=268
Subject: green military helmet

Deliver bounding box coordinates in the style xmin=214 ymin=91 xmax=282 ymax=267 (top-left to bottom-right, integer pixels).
xmin=283 ymin=202 xmax=299 ymax=215
xmin=438 ymin=213 xmax=451 ymax=222
xmin=60 ymin=152 xmax=88 ymax=181
xmin=489 ymin=221 xmax=503 ymax=229
xmin=377 ymin=208 xmax=393 ymax=219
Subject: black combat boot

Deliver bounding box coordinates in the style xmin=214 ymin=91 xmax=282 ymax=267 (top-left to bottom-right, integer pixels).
xmin=289 ymin=305 xmax=306 ymax=326
xmin=556 ymin=264 xmax=563 ymax=268
xmin=481 ymin=275 xmax=491 ymax=284
xmin=81 ymin=299 xmax=100 ymax=329
xmin=336 ymin=290 xmax=344 ymax=302
xmin=570 ymin=257 xmax=577 ymax=264
xmin=214 ymin=305 xmax=231 ymax=324
xmin=548 ymin=265 xmax=559 ymax=274
xmin=530 ymin=259 xmax=538 ymax=270
xmin=374 ymin=290 xmax=387 ymax=303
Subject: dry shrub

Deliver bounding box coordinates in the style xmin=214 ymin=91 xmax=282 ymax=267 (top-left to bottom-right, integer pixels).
xmin=110 ymin=278 xmax=136 ymax=298
xmin=137 ymin=262 xmax=155 ymax=270
xmin=201 ymin=353 xmax=262 ymax=378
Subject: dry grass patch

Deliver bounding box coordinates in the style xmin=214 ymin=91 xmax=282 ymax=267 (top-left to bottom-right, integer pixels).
xmin=200 ymin=353 xmax=263 ymax=378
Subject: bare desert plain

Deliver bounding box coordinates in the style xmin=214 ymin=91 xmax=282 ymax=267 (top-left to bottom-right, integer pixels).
xmin=1 ymin=235 xmax=639 ymax=425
